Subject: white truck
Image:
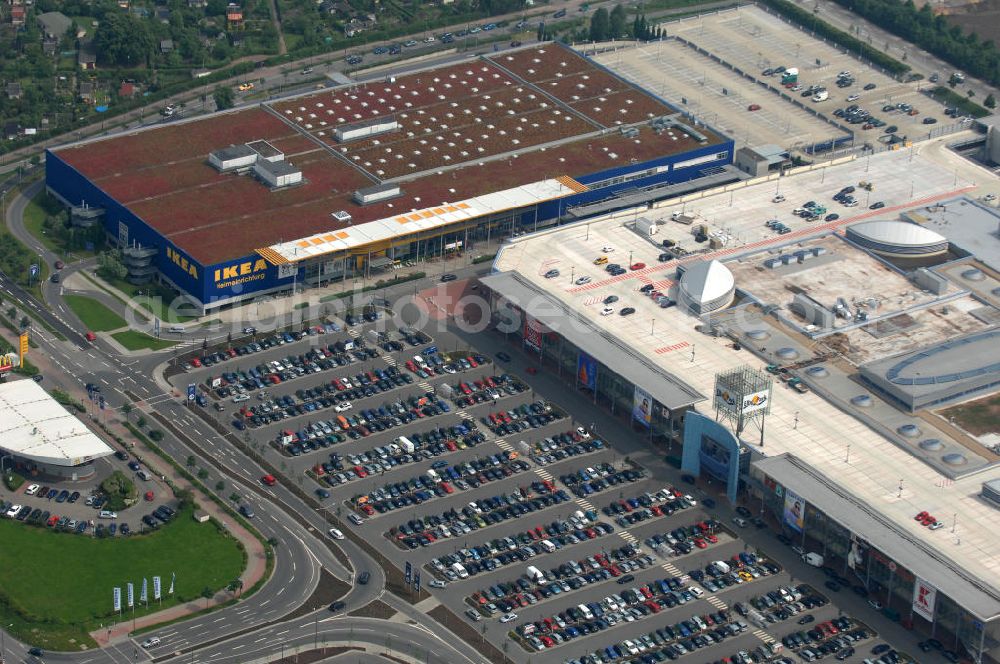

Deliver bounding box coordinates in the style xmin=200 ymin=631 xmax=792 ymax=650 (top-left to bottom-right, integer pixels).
xmin=811 ymin=90 xmax=829 ymax=102
xmin=710 ymin=560 xmax=731 ymax=575
xmin=803 ymin=552 xmax=824 ymax=567
xmin=397 ymin=436 xmax=415 ymax=454
xmin=526 ymin=565 xmax=546 ymax=583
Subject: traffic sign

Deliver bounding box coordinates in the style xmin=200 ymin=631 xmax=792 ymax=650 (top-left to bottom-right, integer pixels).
xmin=404 ymin=561 xmax=412 ymax=585
xmin=187 ymin=384 xmax=197 ymax=401
xmin=28 ymin=264 xmax=38 ymax=279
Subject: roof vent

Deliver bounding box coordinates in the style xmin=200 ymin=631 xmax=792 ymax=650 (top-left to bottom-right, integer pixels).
xmin=331 ymin=210 xmax=352 ymax=223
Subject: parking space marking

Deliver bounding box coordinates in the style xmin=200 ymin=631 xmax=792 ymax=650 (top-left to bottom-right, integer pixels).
xmin=753 ymin=628 xmax=776 ymax=644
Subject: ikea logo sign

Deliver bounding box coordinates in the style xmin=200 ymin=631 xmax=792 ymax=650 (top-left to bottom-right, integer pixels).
xmin=166 ymin=247 xmax=198 ymax=279
xmin=214 ymin=259 xmax=268 ymax=283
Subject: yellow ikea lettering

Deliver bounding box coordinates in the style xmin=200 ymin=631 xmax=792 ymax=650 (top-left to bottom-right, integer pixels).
xmin=213 ymin=259 xmax=269 ymax=283
xmin=166 ymin=247 xmax=198 ymax=279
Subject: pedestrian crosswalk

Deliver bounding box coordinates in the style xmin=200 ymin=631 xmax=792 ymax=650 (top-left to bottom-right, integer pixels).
xmin=752 ymin=629 xmax=776 ymax=644
xmin=660 ymin=561 xmax=684 ymax=577
xmin=705 ymin=595 xmax=728 ymax=611
xmin=418 ymin=381 xmax=432 ymax=391
xmin=618 ymin=530 xmax=638 ymax=544
xmin=495 ymin=438 xmax=513 ymax=452
xmin=347 ymin=328 xmax=360 ymax=338
xmin=574 ymin=497 xmax=596 ymax=512
xmin=534 ymin=467 xmax=553 ymax=481
xmin=383 ymin=355 xmax=397 ymax=367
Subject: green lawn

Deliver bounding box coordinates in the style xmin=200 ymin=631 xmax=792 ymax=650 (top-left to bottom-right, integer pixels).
xmin=21 ymin=192 xmax=61 ymax=255
xmin=111 ymin=330 xmax=179 ymax=351
xmin=64 ymin=295 xmax=127 ymax=332
xmin=99 ymin=275 xmax=198 ymax=323
xmin=0 ymin=505 xmax=245 ymax=650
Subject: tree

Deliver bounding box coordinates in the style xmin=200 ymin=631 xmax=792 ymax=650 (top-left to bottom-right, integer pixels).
xmin=229 ymin=492 xmax=240 ymax=503
xmin=137 ymin=415 xmax=147 ymax=428
xmin=986 ymin=93 xmax=997 ymax=109
xmin=227 ymin=578 xmax=244 ymax=596
xmin=609 ymin=4 xmax=627 ymax=40
xmin=97 ymin=250 xmax=128 ymax=281
xmin=201 ymin=586 xmax=214 ymax=607
xmin=121 ymin=403 xmax=133 ymax=422
xmin=215 ymin=480 xmax=225 ymax=491
xmin=186 ymin=455 xmax=196 ymax=467
xmin=176 ymin=488 xmax=193 ymax=509
xmin=213 ymin=86 xmax=235 ymax=111
xmin=589 ymin=8 xmax=609 ymax=42
xmin=95 ymin=13 xmax=153 ymax=66
xmin=197 ymin=468 xmax=210 ymax=480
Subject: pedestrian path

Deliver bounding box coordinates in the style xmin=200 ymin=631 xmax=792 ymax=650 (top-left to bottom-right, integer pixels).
xmin=660 ymin=561 xmax=684 ymax=578
xmin=494 ymin=438 xmax=513 ymax=452
xmin=574 ymin=497 xmax=596 ymax=512
xmin=533 ymin=467 xmax=553 ymax=481
xmin=705 ymin=595 xmax=728 ymax=611
xmin=753 ymin=628 xmax=776 ymax=644
xmin=618 ymin=529 xmax=638 ymax=545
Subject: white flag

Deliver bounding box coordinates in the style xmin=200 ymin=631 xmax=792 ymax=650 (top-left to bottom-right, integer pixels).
xmin=168 ymin=572 xmax=175 ymax=595
xmin=126 ymin=583 xmax=134 ymax=608
xmin=153 ymin=576 xmax=162 ymax=600
xmin=140 ymin=578 xmax=148 ymax=604
xmin=113 ymin=587 xmax=122 ymax=612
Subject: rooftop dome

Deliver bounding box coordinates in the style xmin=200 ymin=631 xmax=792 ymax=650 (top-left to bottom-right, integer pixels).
xmin=845 ymin=221 xmax=948 ymax=257
xmin=678 ymin=260 xmax=735 ymax=315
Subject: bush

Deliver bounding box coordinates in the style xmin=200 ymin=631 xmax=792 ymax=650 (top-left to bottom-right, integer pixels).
xmin=100 ymin=470 xmax=138 ymax=510
xmin=3 ymin=474 xmax=25 ymax=492
xmin=148 ymin=430 xmax=164 ymax=442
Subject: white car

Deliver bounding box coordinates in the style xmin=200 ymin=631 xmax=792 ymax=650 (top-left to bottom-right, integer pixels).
xmin=846 ymin=94 xmax=860 ymax=102
xmin=689 ymin=586 xmax=705 ymax=598
xmin=25 ymin=484 xmax=40 ymax=496
xmin=575 ymin=276 xmax=592 ymax=285
xmin=601 ymin=307 xmax=614 ymax=316
xmin=429 ymin=579 xmax=448 ymax=588
xmin=334 ymin=402 xmax=353 ymax=413
xmin=328 ymin=528 xmax=345 ymax=539
xmin=142 ymin=637 xmax=161 ymax=649
xmin=6 ymin=504 xmax=21 ymax=518
xmin=232 ymin=394 xmax=250 ymax=403
xmin=772 ymin=194 xmax=785 ymax=203
xmin=499 ymin=612 xmax=518 ymax=623
xmin=602 ymin=246 xmax=615 ymax=252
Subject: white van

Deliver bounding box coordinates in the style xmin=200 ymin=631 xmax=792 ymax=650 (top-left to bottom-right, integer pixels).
xmin=577 ymin=603 xmax=594 ymax=620
xmin=168 ymin=325 xmax=185 ymax=334
xmin=539 ymin=539 xmax=556 ymax=553
xmin=451 ymin=562 xmax=469 ymax=579
xmin=526 ymin=566 xmax=546 ymax=583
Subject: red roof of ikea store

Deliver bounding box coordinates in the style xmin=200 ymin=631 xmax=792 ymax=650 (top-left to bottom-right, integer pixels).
xmin=52 ymin=44 xmax=722 ymax=265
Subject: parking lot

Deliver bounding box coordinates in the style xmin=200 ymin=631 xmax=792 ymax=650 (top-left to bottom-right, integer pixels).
xmin=171 ymin=311 xmax=916 ymax=664
xmin=657 ymin=6 xmax=956 ymax=146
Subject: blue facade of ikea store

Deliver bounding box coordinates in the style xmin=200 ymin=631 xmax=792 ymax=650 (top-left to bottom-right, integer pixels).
xmin=46 ymin=135 xmax=734 ymax=313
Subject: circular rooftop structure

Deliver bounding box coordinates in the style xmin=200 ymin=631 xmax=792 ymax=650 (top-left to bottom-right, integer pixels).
xmin=962 ymin=268 xmax=985 ymax=282
xmin=851 ymin=394 xmax=873 ymax=408
xmin=806 ymin=366 xmax=829 ymax=378
xmin=776 ymin=348 xmax=800 ymax=360
xmin=845 ymin=220 xmax=948 ymax=257
xmin=919 ymin=438 xmax=944 ymax=451
xmin=746 ymin=329 xmax=770 ymax=341
xmin=897 ymin=423 xmax=922 ymax=438
xmin=677 ymin=260 xmax=735 ymax=315
xmin=942 ymin=453 xmax=968 ymax=466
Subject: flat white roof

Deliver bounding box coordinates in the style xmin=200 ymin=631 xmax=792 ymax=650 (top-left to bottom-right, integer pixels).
xmin=491 ymin=147 xmax=1000 ymax=618
xmin=0 ymin=380 xmax=114 ymax=466
xmin=259 ymin=177 xmax=581 ymax=264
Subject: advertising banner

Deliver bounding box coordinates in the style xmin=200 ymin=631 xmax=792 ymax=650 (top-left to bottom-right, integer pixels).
xmin=632 ymin=386 xmax=653 ymax=427
xmin=523 ymin=315 xmax=542 ymax=352
xmin=153 ymin=576 xmax=162 ymax=601
xmin=577 ymin=352 xmax=598 ymax=391
xmin=741 ymin=389 xmax=770 ymax=415
xmin=113 ymin=587 xmax=122 ymax=612
xmin=413 ymin=571 xmax=421 ymax=593
xmin=912 ymin=577 xmax=937 ymax=621
xmin=169 ymin=572 xmax=175 ymax=595
xmin=140 ymin=578 xmax=148 ymax=604
xmin=19 ymin=332 xmax=28 ymax=363
xmin=127 ymin=582 xmax=134 ymax=609
xmin=405 ymin=561 xmax=412 ymax=585
xmin=783 ymin=489 xmax=806 ymax=533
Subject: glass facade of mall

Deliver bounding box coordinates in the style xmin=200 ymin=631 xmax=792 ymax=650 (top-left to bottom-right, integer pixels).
xmin=748 ymin=465 xmax=999 ymax=664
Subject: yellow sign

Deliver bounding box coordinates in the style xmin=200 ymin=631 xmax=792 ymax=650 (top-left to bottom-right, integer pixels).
xmin=19 ymin=332 xmax=28 ymax=368
xmin=0 ymin=354 xmax=13 ymax=374
xmin=166 ymin=246 xmax=199 ymax=279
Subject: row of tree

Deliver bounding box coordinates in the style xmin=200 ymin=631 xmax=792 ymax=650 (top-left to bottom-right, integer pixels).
xmin=830 ymin=0 xmax=1000 ymax=86
xmin=586 ymin=6 xmax=669 ymax=43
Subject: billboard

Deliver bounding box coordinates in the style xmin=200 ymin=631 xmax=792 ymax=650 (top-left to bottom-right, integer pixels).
xmin=741 ymin=389 xmax=770 ymax=414
xmin=783 ymin=489 xmax=805 ymax=532
xmin=577 ymin=352 xmax=597 ymax=391
xmin=912 ymin=577 xmax=937 ymax=621
xmin=523 ymin=315 xmax=542 ymax=352
xmin=632 ymin=386 xmax=653 ymax=427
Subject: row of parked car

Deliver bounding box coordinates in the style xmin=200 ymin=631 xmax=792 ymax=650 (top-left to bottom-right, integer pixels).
xmin=563 ymin=604 xmax=752 ymax=664
xmin=516 ymin=574 xmax=730 ymax=653
xmin=186 ymin=324 xmax=346 ymax=371
xmin=451 ymin=374 xmax=527 ymax=407
xmin=314 ymin=422 xmax=486 ymax=485
xmin=404 ymin=351 xmax=488 ymax=379
xmin=470 ymin=544 xmax=655 ymax=617
xmin=529 ymin=429 xmax=606 ymax=466
xmin=389 ymin=480 xmax=572 ymax=549
xmin=780 ymin=617 xmax=874 ymax=662
xmin=351 ymin=451 xmax=531 ymax=516
xmin=560 ymin=463 xmax=645 ymax=498
xmin=433 ymin=517 xmax=616 ymax=584
xmin=483 ymin=400 xmax=564 ymax=435
xmin=642 ymin=519 xmax=721 ymax=556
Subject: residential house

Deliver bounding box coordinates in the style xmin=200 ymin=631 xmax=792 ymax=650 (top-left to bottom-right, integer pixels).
xmin=187 ymin=0 xmax=207 ymax=8
xmin=78 ymin=40 xmax=97 ymax=70
xmin=3 ymin=122 xmax=21 ymax=141
xmin=42 ymin=39 xmax=59 ymax=56
xmin=10 ymin=3 xmax=26 ymax=27
xmin=79 ymin=80 xmax=95 ymax=103
xmin=37 ymin=11 xmax=72 ymax=39
xmin=344 ymin=14 xmax=376 ymax=37
xmin=226 ymin=3 xmax=244 ymax=30
xmin=118 ymin=81 xmax=138 ymax=99
xmin=6 ymin=82 xmax=22 ymax=100
xmin=155 ymin=6 xmax=170 ymax=23
xmin=160 ymin=38 xmax=174 ymax=54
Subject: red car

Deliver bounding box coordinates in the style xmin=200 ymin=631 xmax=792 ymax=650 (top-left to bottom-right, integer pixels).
xmin=630 ymin=263 xmax=645 ymax=271
xmin=747 ymin=103 xmax=761 ymax=111
xmin=467 ymin=356 xmax=478 ymax=368
xmin=85 ymin=331 xmax=97 ymax=342
xmin=525 ymin=366 xmax=538 ymax=375
xmin=261 ymin=474 xmax=277 ymax=486
xmin=190 ymin=357 xmax=202 ymax=367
